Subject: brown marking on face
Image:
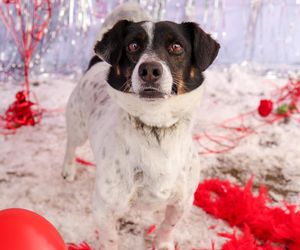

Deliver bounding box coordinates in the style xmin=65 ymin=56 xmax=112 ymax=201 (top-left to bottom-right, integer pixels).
xmin=176 ymin=72 xmax=185 ymax=95
xmin=136 ymin=32 xmax=146 ymax=40
xmin=190 ymin=67 xmax=196 ymax=79
xmin=120 ymin=68 xmax=133 ymax=93
xmin=178 ymin=82 xmax=185 ymax=94
xmin=116 ymin=66 xmax=121 ymax=76
xmin=123 ymin=82 xmax=131 ymax=92
xmin=125 ymin=67 xmax=132 ymax=78
xmin=166 ymin=33 xmax=174 ymax=41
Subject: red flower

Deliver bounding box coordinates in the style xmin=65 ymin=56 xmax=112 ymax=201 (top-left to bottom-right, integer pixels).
xmin=258 ymin=99 xmax=273 ymax=117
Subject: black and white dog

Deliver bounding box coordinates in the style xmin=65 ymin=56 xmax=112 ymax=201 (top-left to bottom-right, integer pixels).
xmin=62 ymin=3 xmax=220 ymax=250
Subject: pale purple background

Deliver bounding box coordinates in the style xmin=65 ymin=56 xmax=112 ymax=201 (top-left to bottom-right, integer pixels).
xmin=0 ymin=0 xmax=299 ymax=80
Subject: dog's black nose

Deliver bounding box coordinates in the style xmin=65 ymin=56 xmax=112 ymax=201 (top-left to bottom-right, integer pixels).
xmin=138 ymin=62 xmax=163 ymax=83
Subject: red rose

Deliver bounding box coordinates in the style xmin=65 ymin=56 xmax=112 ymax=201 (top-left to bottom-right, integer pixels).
xmin=258 ymin=99 xmax=273 ymax=117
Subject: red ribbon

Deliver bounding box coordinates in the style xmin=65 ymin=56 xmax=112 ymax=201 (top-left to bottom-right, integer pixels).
xmin=193 ymin=79 xmax=300 ymax=155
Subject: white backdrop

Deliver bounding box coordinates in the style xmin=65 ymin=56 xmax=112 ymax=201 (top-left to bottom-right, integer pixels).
xmin=0 ymin=0 xmax=299 ymax=80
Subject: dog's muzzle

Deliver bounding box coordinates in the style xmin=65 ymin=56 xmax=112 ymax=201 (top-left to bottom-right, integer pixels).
xmin=138 ymin=61 xmax=165 ymax=99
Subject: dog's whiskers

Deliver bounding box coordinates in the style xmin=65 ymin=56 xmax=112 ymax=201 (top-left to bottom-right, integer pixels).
xmin=120 ymin=79 xmax=132 ymax=92
xmin=172 ymin=75 xmax=188 ymax=93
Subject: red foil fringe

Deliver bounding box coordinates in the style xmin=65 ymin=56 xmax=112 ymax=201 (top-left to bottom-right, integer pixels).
xmin=0 ymin=91 xmax=42 ymax=135
xmin=0 ymin=0 xmax=52 ymax=134
xmin=67 ymin=242 xmax=92 ymax=250
xmin=194 ymin=178 xmax=300 ymax=250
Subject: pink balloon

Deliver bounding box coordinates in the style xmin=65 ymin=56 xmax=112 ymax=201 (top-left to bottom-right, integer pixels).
xmin=0 ymin=208 xmax=66 ymax=250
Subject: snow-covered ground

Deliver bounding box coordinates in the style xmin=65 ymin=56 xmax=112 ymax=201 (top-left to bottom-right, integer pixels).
xmin=0 ymin=67 xmax=299 ymax=249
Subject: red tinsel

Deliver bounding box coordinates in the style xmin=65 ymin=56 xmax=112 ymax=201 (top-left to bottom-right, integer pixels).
xmin=147 ymin=224 xmax=157 ymax=235
xmin=0 ymin=0 xmax=52 ymax=95
xmin=67 ymin=241 xmax=92 ymax=250
xmin=75 ymin=157 xmax=96 ymax=167
xmin=193 ymin=79 xmax=300 ymax=155
xmin=0 ymin=91 xmax=42 ymax=134
xmin=0 ymin=0 xmax=52 ymax=134
xmin=194 ymin=178 xmax=300 ymax=250
xmin=219 ymin=227 xmax=283 ymax=250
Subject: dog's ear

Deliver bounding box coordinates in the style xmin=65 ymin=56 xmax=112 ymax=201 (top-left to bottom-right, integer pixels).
xmin=182 ymin=22 xmax=220 ymax=72
xmin=94 ymin=20 xmax=132 ymax=65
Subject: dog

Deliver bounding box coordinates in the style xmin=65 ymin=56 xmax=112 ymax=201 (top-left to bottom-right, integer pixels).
xmin=62 ymin=3 xmax=220 ymax=250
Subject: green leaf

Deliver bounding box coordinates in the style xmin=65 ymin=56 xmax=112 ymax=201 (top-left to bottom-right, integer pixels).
xmin=277 ymin=104 xmax=289 ymax=115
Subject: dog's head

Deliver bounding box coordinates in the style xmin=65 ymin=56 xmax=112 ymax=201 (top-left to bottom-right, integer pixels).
xmin=94 ymin=20 xmax=220 ymax=99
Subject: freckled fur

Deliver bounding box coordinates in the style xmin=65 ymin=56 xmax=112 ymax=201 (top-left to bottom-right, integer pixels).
xmin=63 ymin=64 xmax=201 ymax=249
xmin=62 ymin=3 xmax=219 ymax=250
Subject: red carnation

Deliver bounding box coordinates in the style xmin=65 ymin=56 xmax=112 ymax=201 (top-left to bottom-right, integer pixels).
xmin=258 ymin=99 xmax=273 ymax=117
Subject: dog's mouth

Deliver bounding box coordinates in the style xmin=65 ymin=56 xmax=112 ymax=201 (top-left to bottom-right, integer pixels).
xmin=139 ymin=87 xmax=168 ymax=99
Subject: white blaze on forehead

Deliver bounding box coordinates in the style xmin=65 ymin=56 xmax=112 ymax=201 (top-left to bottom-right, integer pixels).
xmin=141 ymin=21 xmax=154 ymax=49
xmin=131 ymin=23 xmax=174 ymax=96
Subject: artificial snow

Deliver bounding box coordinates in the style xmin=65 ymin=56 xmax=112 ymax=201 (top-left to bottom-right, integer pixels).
xmin=0 ymin=67 xmax=299 ymax=249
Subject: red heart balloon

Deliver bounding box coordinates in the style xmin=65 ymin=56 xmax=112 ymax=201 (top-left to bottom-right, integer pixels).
xmin=0 ymin=208 xmax=66 ymax=250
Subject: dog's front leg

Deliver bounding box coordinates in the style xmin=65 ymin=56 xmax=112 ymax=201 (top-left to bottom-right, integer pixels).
xmin=153 ymin=203 xmax=184 ymax=250
xmin=93 ymin=206 xmax=119 ymax=250
xmin=92 ymin=170 xmax=131 ymax=250
xmin=62 ymin=140 xmax=78 ymax=181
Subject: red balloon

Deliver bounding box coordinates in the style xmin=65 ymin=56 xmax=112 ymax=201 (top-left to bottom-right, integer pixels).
xmin=0 ymin=208 xmax=67 ymax=250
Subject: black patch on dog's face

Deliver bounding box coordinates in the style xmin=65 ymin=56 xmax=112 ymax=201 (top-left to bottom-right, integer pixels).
xmin=151 ymin=22 xmax=199 ymax=94
xmin=95 ymin=20 xmax=149 ymax=91
xmin=152 ymin=21 xmax=220 ymax=94
xmin=87 ymin=55 xmax=102 ymax=71
xmin=94 ymin=20 xmax=220 ymax=94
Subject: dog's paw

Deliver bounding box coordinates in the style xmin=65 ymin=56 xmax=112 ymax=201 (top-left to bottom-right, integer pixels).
xmin=155 ymin=243 xmax=174 ymax=250
xmin=153 ymin=240 xmax=177 ymax=250
xmin=61 ymin=164 xmax=76 ymax=182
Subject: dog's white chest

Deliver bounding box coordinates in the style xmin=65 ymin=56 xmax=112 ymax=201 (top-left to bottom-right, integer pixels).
xmin=129 ymin=126 xmax=189 ymax=199
xmin=90 ymin=109 xmax=196 ymax=210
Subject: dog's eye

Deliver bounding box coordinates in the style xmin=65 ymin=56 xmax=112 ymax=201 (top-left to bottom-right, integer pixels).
xmin=127 ymin=42 xmax=140 ymax=53
xmin=168 ymin=43 xmax=184 ymax=55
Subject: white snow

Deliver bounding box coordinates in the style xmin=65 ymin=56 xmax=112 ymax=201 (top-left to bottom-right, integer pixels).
xmin=0 ymin=67 xmax=299 ymax=249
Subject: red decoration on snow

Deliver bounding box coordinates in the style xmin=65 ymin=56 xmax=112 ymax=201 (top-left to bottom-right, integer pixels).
xmin=194 ymin=79 xmax=300 ymax=155
xmin=194 ymin=178 xmax=300 ymax=249
xmin=0 ymin=0 xmax=52 ymax=133
xmin=0 ymin=208 xmax=66 ymax=250
xmin=258 ymin=99 xmax=273 ymax=117
xmin=147 ymin=224 xmax=157 ymax=235
xmin=0 ymin=91 xmax=42 ymax=133
xmin=75 ymin=157 xmax=96 ymax=167
xmin=67 ymin=241 xmax=93 ymax=250
xmin=219 ymin=228 xmax=283 ymax=250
